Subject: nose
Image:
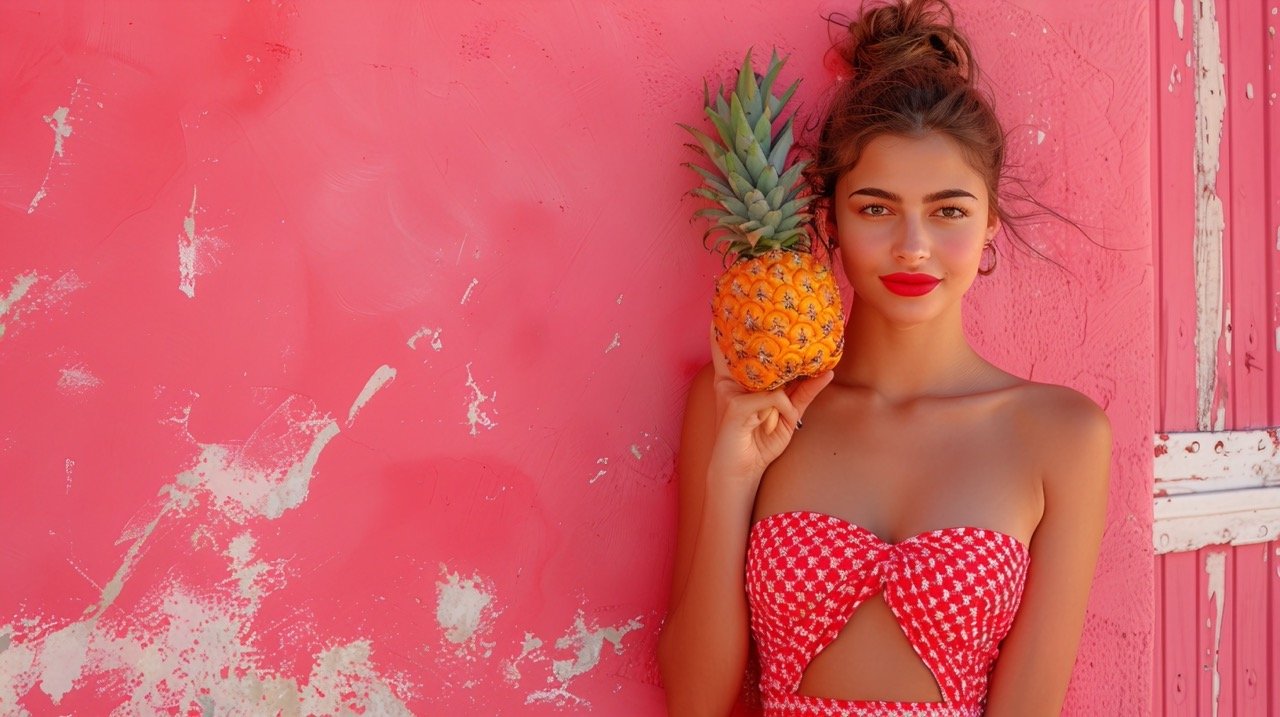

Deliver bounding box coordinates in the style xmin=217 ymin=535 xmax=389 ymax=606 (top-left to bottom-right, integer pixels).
xmin=893 ymin=216 xmax=930 ymax=264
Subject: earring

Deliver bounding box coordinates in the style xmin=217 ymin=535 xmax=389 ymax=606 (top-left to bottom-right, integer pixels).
xmin=978 ymin=240 xmax=997 ymax=276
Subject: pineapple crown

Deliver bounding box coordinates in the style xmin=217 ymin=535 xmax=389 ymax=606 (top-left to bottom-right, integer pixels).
xmin=682 ymin=48 xmax=815 ymax=262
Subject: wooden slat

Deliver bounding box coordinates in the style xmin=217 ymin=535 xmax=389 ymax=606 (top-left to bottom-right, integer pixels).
xmin=1156 ymin=0 xmax=1201 ymax=433
xmin=1270 ymin=541 xmax=1279 ymax=716
xmin=1226 ymin=0 xmax=1270 ymax=430
xmin=1268 ymin=0 xmax=1280 ymax=426
xmin=1199 ymin=547 xmax=1234 ymax=717
xmin=1234 ymin=543 xmax=1269 ymax=713
xmin=1154 ymin=554 xmax=1165 ymax=715
xmin=1163 ymin=550 xmax=1200 ymax=714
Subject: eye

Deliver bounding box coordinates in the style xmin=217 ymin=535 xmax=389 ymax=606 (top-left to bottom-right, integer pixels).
xmin=936 ymin=205 xmax=970 ymax=219
xmin=859 ymin=204 xmax=891 ymax=217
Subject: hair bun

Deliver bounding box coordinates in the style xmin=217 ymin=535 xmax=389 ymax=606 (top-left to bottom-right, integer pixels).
xmin=837 ymin=0 xmax=974 ymax=85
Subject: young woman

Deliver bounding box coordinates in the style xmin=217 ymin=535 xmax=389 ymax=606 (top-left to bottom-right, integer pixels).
xmin=657 ymin=1 xmax=1112 ymax=716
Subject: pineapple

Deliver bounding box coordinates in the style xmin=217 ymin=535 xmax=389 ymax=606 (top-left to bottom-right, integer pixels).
xmin=683 ymin=48 xmax=844 ymax=392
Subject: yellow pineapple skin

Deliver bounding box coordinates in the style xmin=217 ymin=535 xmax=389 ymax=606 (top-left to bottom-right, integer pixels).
xmin=712 ymin=249 xmax=845 ymax=391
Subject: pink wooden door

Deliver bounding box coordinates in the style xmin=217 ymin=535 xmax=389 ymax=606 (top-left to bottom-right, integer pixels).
xmin=1152 ymin=0 xmax=1280 ymax=715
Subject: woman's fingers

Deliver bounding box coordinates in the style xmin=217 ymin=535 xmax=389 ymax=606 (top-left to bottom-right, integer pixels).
xmin=791 ymin=371 xmax=836 ymax=415
xmin=759 ymin=407 xmax=779 ymax=433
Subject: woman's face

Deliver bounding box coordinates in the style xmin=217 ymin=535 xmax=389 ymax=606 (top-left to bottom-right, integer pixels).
xmin=832 ymin=131 xmax=999 ymax=326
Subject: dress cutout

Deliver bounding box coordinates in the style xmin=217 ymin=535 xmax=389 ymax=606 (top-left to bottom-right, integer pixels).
xmin=746 ymin=510 xmax=1030 ymax=717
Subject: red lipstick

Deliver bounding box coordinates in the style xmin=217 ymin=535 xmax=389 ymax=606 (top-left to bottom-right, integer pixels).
xmin=880 ymin=272 xmax=941 ymax=297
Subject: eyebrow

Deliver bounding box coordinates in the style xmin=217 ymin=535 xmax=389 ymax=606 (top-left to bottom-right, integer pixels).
xmin=848 ymin=187 xmax=979 ymax=203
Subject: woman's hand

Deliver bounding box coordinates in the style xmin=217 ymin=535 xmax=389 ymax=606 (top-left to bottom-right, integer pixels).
xmin=707 ymin=325 xmax=835 ymax=481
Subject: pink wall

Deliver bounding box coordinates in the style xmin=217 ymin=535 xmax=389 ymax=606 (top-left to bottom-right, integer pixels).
xmin=0 ymin=2 xmax=1151 ymax=714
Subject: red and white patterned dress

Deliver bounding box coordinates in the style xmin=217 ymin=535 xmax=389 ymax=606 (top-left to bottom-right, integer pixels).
xmin=746 ymin=510 xmax=1030 ymax=717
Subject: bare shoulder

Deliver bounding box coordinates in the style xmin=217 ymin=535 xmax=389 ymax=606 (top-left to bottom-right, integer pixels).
xmin=1010 ymin=381 xmax=1113 ymax=491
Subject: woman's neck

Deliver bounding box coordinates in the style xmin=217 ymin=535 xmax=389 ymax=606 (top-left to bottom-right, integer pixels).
xmin=832 ymin=299 xmax=988 ymax=404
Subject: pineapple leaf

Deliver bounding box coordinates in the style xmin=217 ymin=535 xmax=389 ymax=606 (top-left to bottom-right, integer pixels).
xmin=758 ymin=49 xmax=785 ymax=101
xmin=761 ymin=209 xmax=782 ymax=229
xmin=718 ymin=194 xmax=750 ymax=217
xmin=715 ymin=214 xmax=750 ymax=228
xmin=704 ymin=106 xmax=735 ymax=154
xmin=775 ymin=161 xmax=806 ymax=197
xmin=735 ymin=48 xmax=760 ymax=118
xmin=752 ymin=108 xmax=772 ymax=153
xmin=743 ymin=142 xmax=769 ymax=183
xmin=685 ymin=163 xmax=734 ymax=197
xmin=693 ymin=207 xmax=730 ymax=221
xmin=724 ymin=154 xmax=753 ymax=198
xmin=729 ymin=94 xmax=755 ymax=153
xmin=763 ymin=178 xmax=784 ymax=208
xmin=776 ymin=212 xmax=812 ymax=232
xmin=767 ymin=77 xmax=801 ymax=119
xmin=768 ymin=117 xmax=794 ymax=173
xmin=681 ymin=124 xmax=731 ymax=177
xmin=757 ymin=166 xmax=780 ymax=198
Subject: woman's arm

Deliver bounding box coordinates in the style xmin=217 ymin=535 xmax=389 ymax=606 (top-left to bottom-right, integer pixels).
xmin=983 ymin=387 xmax=1113 ymax=716
xmin=658 ymin=331 xmax=832 ymax=716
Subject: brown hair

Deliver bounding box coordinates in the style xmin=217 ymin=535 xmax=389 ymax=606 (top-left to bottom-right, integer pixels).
xmin=810 ymin=0 xmax=1073 ymax=272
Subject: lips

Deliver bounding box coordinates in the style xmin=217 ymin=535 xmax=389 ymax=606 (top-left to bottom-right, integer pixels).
xmin=879 ymin=272 xmax=941 ymax=297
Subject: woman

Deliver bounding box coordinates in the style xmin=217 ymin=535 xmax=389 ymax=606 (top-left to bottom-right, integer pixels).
xmin=657 ymin=1 xmax=1112 ymax=715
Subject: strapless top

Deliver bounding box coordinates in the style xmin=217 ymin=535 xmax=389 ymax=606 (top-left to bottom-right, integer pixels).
xmin=746 ymin=510 xmax=1030 ymax=717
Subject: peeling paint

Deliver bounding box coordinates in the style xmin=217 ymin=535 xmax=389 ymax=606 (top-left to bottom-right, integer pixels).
xmin=1204 ymin=552 xmax=1224 ymax=715
xmin=347 ymin=364 xmax=396 ymax=426
xmin=436 ymin=568 xmax=496 ymax=655
xmin=589 ymin=457 xmax=608 ymax=483
xmin=464 ymin=363 xmax=497 ymax=436
xmin=193 ymin=400 xmax=342 ymax=522
xmin=27 ymin=79 xmax=83 ymax=214
xmin=525 ymin=612 xmax=642 ymax=707
xmin=0 ymin=272 xmax=39 ymax=341
xmin=460 ymin=277 xmax=479 ymax=304
xmin=407 ymin=326 xmax=443 ymax=351
xmin=1173 ymin=0 xmax=1185 ymax=40
xmin=1245 ymin=82 xmax=1254 ymax=99
xmin=502 ymin=632 xmax=543 ymax=684
xmin=178 ymin=186 xmax=225 ymax=299
xmin=224 ymin=533 xmax=280 ymax=612
xmin=605 ymin=332 xmax=621 ymax=353
xmin=57 ymin=364 xmax=101 ymax=394
xmin=1191 ymin=0 xmax=1227 ymax=431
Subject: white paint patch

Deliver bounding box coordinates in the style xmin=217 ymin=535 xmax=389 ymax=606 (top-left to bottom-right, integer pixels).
xmin=64 ymin=458 xmax=74 ymax=493
xmin=589 ymin=457 xmax=608 ymax=484
xmin=1204 ymin=552 xmax=1225 ymax=715
xmin=604 ymin=332 xmax=621 ymax=353
xmin=503 ymin=632 xmax=544 ymax=684
xmin=525 ymin=612 xmax=643 ymax=707
xmin=436 ymin=568 xmax=495 ymax=652
xmin=460 ymin=277 xmax=479 ymax=304
xmin=347 ymin=364 xmax=396 ymax=426
xmin=300 ymin=641 xmax=413 ymax=716
xmin=1035 ymin=130 xmax=1045 ymax=144
xmin=57 ymin=364 xmax=101 ymax=394
xmin=0 ymin=271 xmax=39 ymax=341
xmin=178 ymin=186 xmax=225 ymax=298
xmin=190 ymin=399 xmax=342 ymax=522
xmin=224 ymin=533 xmax=279 ymax=612
xmin=1168 ymin=65 xmax=1182 ymax=93
xmin=1192 ymin=0 xmax=1227 ymax=431
xmin=27 ymin=79 xmax=83 ymax=214
xmin=36 ymin=621 xmax=92 ymax=702
xmin=407 ymin=326 xmax=443 ymax=352
xmin=1173 ymin=0 xmax=1186 ymax=40
xmin=629 ymin=444 xmax=643 ymax=460
xmin=464 ymin=363 xmax=497 ymax=436
xmin=1246 ymin=82 xmax=1255 ymax=99
xmin=616 ymin=293 xmax=624 ymax=304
